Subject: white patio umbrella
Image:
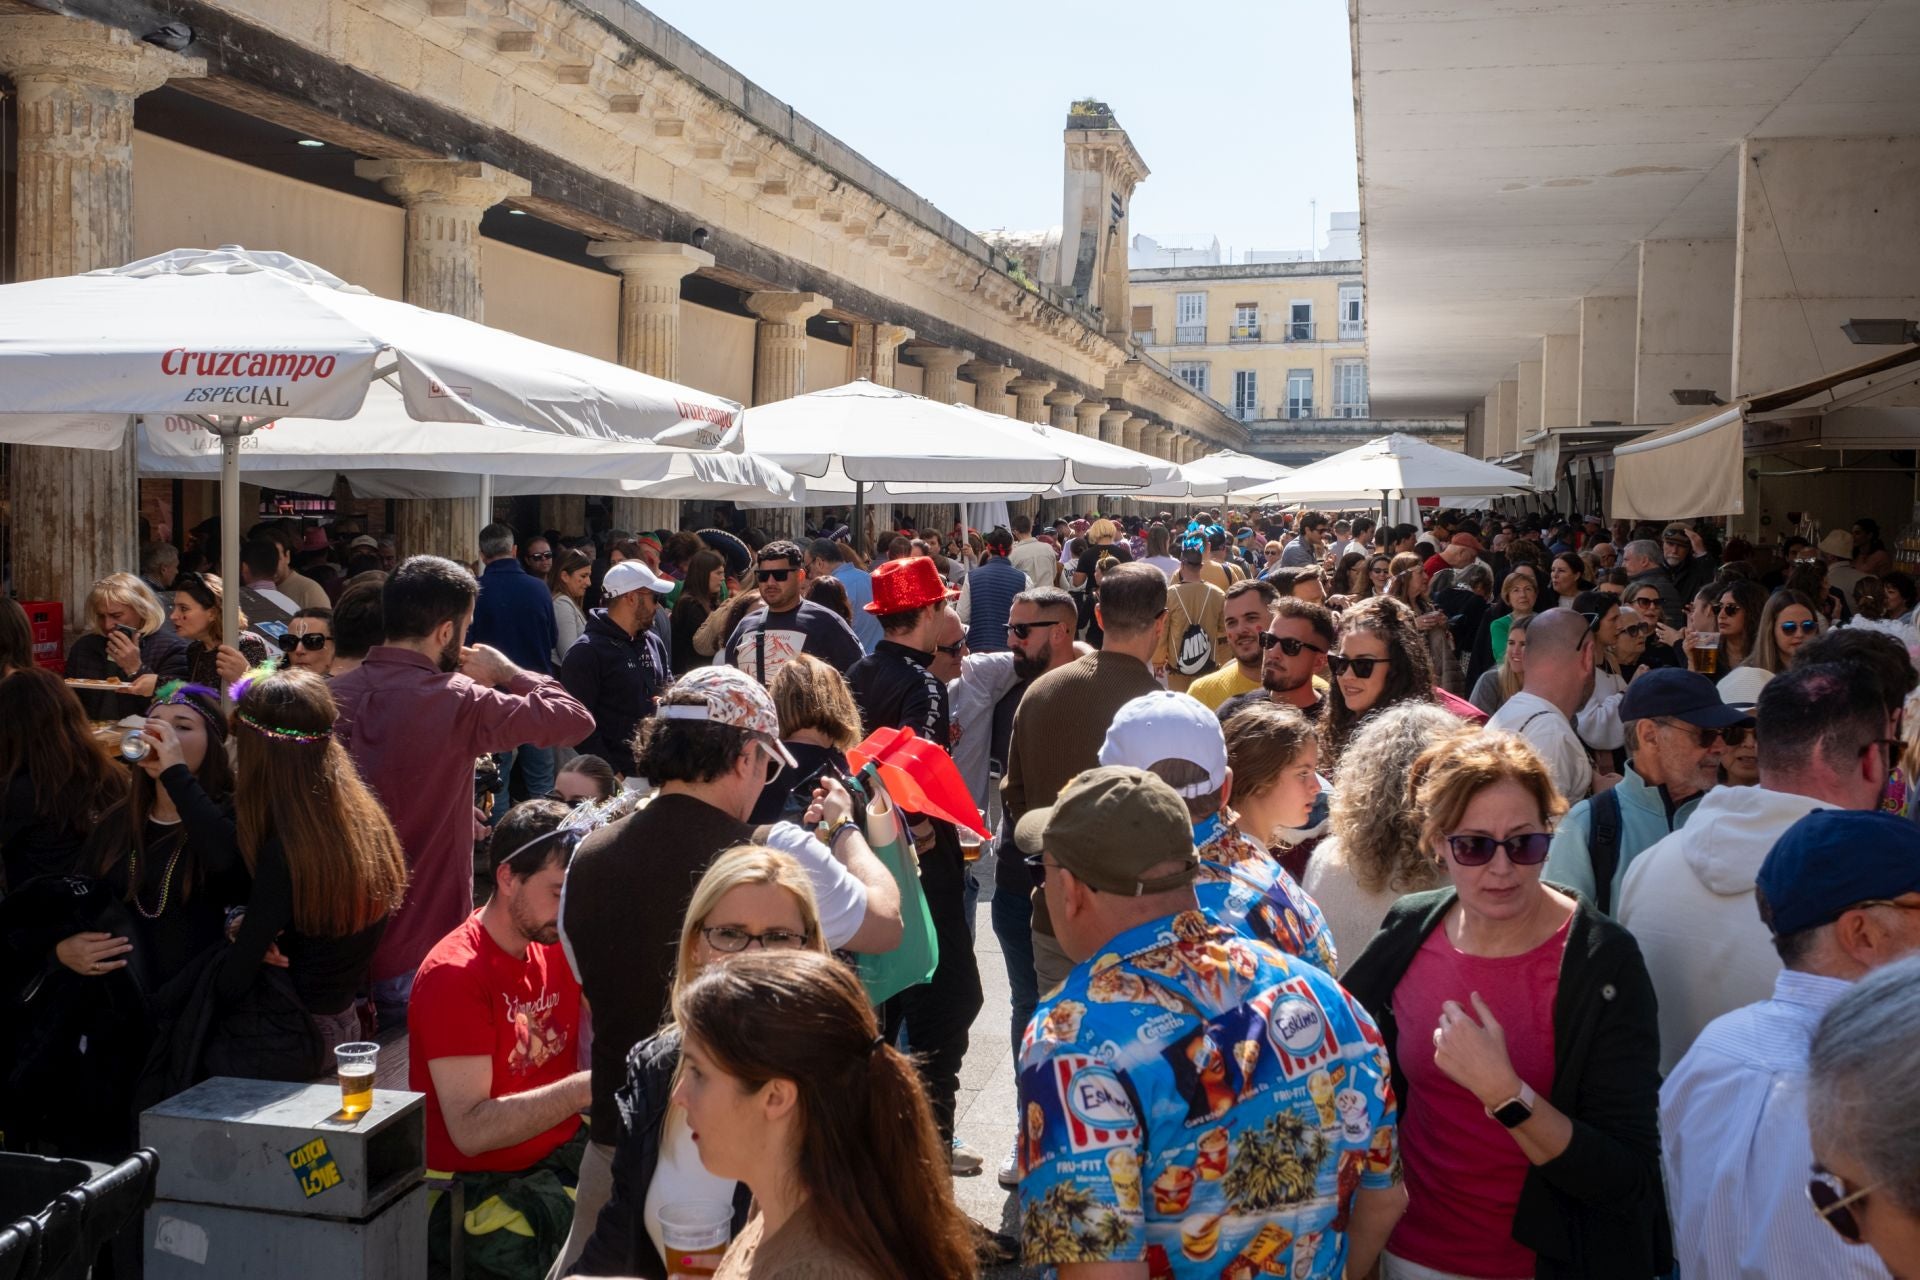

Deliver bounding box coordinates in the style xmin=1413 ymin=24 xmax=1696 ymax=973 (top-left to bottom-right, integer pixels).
xmin=1127 ymin=448 xmax=1293 ymax=505
xmin=0 ymin=246 xmax=746 ymax=674
xmin=739 ymin=380 xmax=1148 ymax=541
xmin=1228 ymin=433 xmax=1533 ymax=513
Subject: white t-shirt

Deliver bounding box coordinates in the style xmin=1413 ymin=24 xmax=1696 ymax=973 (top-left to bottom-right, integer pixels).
xmin=643 ymin=1113 xmax=736 ymax=1265
xmin=759 ymin=821 xmax=870 ymax=949
xmin=1486 ymin=691 xmax=1593 ymax=802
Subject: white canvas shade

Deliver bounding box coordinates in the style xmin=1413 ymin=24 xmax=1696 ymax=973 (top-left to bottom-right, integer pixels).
xmin=1228 ymin=433 xmax=1534 ymax=506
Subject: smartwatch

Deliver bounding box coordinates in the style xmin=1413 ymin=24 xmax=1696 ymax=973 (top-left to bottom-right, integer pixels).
xmin=1485 ymin=1081 xmax=1537 ymax=1129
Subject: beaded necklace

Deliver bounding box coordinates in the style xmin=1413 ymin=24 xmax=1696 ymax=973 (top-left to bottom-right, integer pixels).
xmin=127 ymin=825 xmax=188 ymax=919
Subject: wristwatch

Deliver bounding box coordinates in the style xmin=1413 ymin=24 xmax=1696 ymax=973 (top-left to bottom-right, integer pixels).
xmin=1485 ymin=1081 xmax=1537 ymax=1129
xmin=824 ymin=819 xmax=860 ymax=848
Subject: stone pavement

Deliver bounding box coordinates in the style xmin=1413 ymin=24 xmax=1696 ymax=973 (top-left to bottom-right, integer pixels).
xmin=951 ymin=846 xmax=1046 ymax=1280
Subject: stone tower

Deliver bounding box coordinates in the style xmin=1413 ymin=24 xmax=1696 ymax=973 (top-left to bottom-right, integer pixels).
xmin=1057 ymin=100 xmax=1149 ymax=338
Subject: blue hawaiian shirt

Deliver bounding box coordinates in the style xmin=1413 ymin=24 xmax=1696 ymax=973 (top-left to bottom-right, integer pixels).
xmin=1017 ymin=910 xmax=1399 ymax=1279
xmin=1193 ymin=813 xmax=1340 ymax=978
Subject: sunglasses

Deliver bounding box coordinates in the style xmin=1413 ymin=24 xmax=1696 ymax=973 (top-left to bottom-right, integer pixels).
xmin=754 ymin=567 xmax=796 ymax=582
xmin=1778 ymin=619 xmax=1819 ymax=636
xmin=1008 ymin=621 xmax=1061 ymax=639
xmin=1630 ymin=595 xmax=1663 ymax=609
xmin=1662 ymin=720 xmax=1750 ymax=748
xmin=700 ymin=925 xmax=811 ymax=953
xmin=1259 ymin=633 xmax=1327 ymax=656
xmin=1445 ymin=832 xmax=1553 ymax=867
xmin=935 ymin=641 xmax=966 ymax=657
xmin=1618 ymin=622 xmax=1651 ymax=639
xmin=1326 ymin=654 xmax=1384 ymax=679
xmin=1809 ymin=1164 xmax=1876 ymax=1244
xmin=277 ymin=632 xmax=332 ymax=652
xmin=527 ymin=551 xmax=553 ymax=561
xmin=1712 ymin=602 xmax=1744 ymax=616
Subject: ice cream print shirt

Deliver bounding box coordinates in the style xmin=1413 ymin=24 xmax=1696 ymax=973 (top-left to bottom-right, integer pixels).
xmin=1193 ymin=815 xmax=1339 ymax=978
xmin=1017 ymin=910 xmax=1398 ymax=1279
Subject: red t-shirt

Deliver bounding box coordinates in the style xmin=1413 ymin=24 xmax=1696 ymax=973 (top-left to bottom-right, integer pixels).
xmin=409 ymin=910 xmax=583 ymax=1173
xmin=1388 ymin=912 xmax=1569 ymax=1278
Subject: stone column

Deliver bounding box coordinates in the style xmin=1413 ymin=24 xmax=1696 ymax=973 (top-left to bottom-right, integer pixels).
xmin=1012 ymin=377 xmax=1056 ymax=425
xmin=588 ymin=240 xmax=715 ymax=534
xmin=1044 ymin=389 xmax=1083 ymax=430
xmin=357 ymin=158 xmax=533 ymax=562
xmin=851 ymin=322 xmax=915 ymax=387
xmin=913 ymin=347 xmax=974 ymax=404
xmin=964 ymin=362 xmax=1019 ymax=418
xmin=1098 ymin=407 xmax=1129 ymax=447
xmin=1073 ymin=401 xmax=1106 ymax=439
xmin=0 ymin=15 xmax=203 ymax=628
xmin=746 ymin=291 xmax=832 ymax=538
xmin=1123 ymin=417 xmax=1149 ymax=454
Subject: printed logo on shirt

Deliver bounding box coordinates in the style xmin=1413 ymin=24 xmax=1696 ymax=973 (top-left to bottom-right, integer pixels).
xmin=1051 ymin=1054 xmax=1142 ymax=1153
xmin=506 ymin=989 xmax=569 ymax=1075
xmin=747 ymin=628 xmax=808 ymax=683
xmin=1261 ymin=978 xmax=1341 ymax=1081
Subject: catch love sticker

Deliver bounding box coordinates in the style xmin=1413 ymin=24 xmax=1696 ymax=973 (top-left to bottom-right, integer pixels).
xmin=287 ymin=1136 xmax=343 ymax=1198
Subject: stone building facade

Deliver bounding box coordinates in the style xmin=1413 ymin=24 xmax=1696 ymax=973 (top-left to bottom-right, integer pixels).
xmin=0 ymin=0 xmax=1239 ymax=623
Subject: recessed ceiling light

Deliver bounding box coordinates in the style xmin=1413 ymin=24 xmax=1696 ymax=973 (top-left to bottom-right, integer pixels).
xmin=295 ymin=139 xmax=325 ymax=148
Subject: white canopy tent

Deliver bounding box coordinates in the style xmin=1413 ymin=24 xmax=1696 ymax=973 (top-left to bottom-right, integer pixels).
xmin=1129 ymin=447 xmax=1294 ymax=504
xmin=0 ymin=246 xmax=748 ymax=671
xmin=1227 ymin=433 xmax=1534 ymax=511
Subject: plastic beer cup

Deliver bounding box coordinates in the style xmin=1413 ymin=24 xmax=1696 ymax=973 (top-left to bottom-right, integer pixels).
xmin=335 ymin=1042 xmax=378 ymax=1116
xmin=659 ymin=1201 xmax=733 ymax=1278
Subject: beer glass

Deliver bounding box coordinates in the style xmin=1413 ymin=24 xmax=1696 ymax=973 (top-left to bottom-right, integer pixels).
xmin=335 ymin=1042 xmax=378 ymax=1116
xmin=1686 ymin=632 xmax=1721 ymax=676
xmin=659 ymin=1201 xmax=733 ymax=1278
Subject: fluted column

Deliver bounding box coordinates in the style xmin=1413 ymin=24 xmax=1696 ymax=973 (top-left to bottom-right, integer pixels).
xmin=964 ymin=362 xmax=1018 ymax=417
xmin=0 ymin=15 xmax=203 ymax=629
xmin=1044 ymin=389 xmax=1083 ymax=431
xmin=1098 ymin=407 xmax=1130 ymax=447
xmin=1073 ymin=401 xmax=1106 ymax=439
xmin=357 ymin=158 xmax=532 ymax=562
xmin=913 ymin=347 xmax=973 ymax=404
xmin=588 ymin=240 xmax=714 ymax=534
xmin=1124 ymin=417 xmax=1150 ymax=455
xmin=1010 ymin=377 xmax=1055 ymax=425
xmin=851 ymin=322 xmax=915 ymax=387
xmin=746 ymin=291 xmax=832 ymax=538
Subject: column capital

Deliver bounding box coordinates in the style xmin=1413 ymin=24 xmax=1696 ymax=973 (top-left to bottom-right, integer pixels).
xmin=1010 ymin=377 xmax=1056 ymax=399
xmin=1072 ymin=401 xmax=1106 ymax=436
xmin=911 ymin=345 xmax=975 ymax=374
xmin=0 ymin=14 xmax=205 ymax=93
xmin=1042 ymin=387 xmax=1082 ymax=409
xmin=1099 ymin=406 xmax=1131 ymax=426
xmin=963 ymin=361 xmax=1019 ymax=393
xmin=745 ymin=290 xmax=833 ymax=326
xmin=588 ymin=240 xmax=714 ymax=280
xmin=865 ymin=322 xmax=917 ymax=351
xmin=354 ymin=158 xmax=531 ymax=210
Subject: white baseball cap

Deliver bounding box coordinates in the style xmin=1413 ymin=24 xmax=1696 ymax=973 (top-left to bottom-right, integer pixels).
xmin=602 ymin=560 xmax=674 ymax=599
xmin=1097 ymin=690 xmax=1228 ymax=798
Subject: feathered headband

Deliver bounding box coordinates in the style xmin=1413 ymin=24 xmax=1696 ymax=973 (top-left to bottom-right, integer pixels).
xmin=227 ymin=663 xmax=333 ymax=745
xmin=147 ymin=681 xmax=227 ymax=742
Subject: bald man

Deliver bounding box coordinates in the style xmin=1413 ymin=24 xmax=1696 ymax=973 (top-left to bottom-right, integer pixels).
xmin=1485 ymin=607 xmax=1600 ymax=801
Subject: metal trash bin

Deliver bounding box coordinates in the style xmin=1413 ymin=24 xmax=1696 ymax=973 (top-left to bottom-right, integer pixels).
xmin=140 ymin=1077 xmax=426 ymax=1278
xmin=0 ymin=1149 xmax=160 ymax=1280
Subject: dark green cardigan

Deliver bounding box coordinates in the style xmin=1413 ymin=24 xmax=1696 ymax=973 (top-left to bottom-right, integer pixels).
xmin=1340 ymin=886 xmax=1674 ymax=1279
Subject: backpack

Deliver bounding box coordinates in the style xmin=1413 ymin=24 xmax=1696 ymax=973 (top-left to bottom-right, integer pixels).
xmin=1586 ymin=785 xmax=1624 ymax=914
xmin=1168 ymin=584 xmax=1218 ymax=678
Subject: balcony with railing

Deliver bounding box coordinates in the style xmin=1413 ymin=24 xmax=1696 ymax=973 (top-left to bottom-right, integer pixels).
xmin=1338 ymin=317 xmax=1364 ymax=340
xmin=1285 ymin=397 xmax=1316 ymax=419
xmin=1231 ymin=403 xmax=1262 ymax=423
xmin=1133 ymin=329 xmax=1156 ymax=346
xmin=1174 ymin=323 xmax=1207 ymax=344
xmin=1227 ymin=320 xmax=1261 ymax=343
xmin=1332 ymin=401 xmax=1370 ymax=419
xmin=1283 ymin=321 xmax=1317 ymax=343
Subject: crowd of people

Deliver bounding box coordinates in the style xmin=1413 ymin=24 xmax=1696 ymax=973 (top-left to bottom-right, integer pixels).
xmin=2 ymin=499 xmax=1919 ymax=1280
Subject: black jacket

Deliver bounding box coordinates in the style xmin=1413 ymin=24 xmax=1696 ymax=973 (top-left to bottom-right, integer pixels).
xmin=573 ymin=1028 xmax=751 ymax=1278
xmin=1341 ymin=887 xmax=1673 ymax=1279
xmin=64 ymin=629 xmax=192 ymax=719
xmin=846 ymin=640 xmax=948 ymax=744
xmin=558 ymin=609 xmax=669 ymax=775
xmin=1435 ymin=585 xmax=1490 ymax=658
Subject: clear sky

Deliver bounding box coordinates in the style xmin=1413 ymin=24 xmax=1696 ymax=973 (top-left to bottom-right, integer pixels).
xmin=637 ymin=0 xmax=1360 ymax=263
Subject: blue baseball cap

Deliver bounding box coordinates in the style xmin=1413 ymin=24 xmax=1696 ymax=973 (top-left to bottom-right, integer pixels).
xmin=1619 ymin=668 xmax=1754 ymax=729
xmin=1758 ymin=810 xmax=1920 ymax=935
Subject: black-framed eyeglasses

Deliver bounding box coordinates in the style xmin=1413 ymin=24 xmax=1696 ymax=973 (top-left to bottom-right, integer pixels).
xmin=700 ymin=925 xmax=811 ymax=953
xmin=1808 ymin=1163 xmax=1877 ymax=1244
xmin=755 ymin=567 xmax=795 ymax=582
xmin=1445 ymin=832 xmax=1552 ymax=867
xmin=278 ymin=632 xmax=332 ymax=652
xmin=1259 ymin=633 xmax=1326 ymax=656
xmin=1008 ymin=621 xmax=1061 ymax=640
xmin=1326 ymin=653 xmax=1383 ymax=679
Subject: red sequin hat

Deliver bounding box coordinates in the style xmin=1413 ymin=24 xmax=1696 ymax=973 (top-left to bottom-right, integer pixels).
xmin=866 ymin=556 xmax=958 ymax=614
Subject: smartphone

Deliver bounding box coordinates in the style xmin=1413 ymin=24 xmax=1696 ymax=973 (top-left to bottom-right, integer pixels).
xmin=114 ymin=624 xmax=138 ymax=643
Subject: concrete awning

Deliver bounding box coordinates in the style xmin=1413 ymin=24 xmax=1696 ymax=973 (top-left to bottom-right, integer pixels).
xmin=1611 ymin=343 xmax=1920 ymax=519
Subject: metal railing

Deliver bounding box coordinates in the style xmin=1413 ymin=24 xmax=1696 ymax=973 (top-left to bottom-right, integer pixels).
xmin=1133 ymin=330 xmax=1156 ymax=346
xmin=1284 ymin=321 xmax=1316 ymax=342
xmin=1332 ymin=402 xmax=1370 ymax=419
xmin=1285 ymin=399 xmax=1315 ymax=419
xmin=1174 ymin=323 xmax=1208 ymax=343
xmin=1232 ymin=403 xmax=1262 ymax=422
xmin=1227 ymin=322 xmax=1261 ymax=342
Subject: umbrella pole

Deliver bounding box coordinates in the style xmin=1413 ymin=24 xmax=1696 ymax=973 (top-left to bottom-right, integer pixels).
xmin=220 ymin=421 xmax=241 ymax=712
xmin=477 ymin=474 xmax=493 ymax=547
xmin=853 ymin=481 xmax=866 ymax=556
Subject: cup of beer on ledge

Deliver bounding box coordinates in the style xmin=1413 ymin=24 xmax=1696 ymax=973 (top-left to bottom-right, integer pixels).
xmin=335 ymin=1042 xmax=379 ymax=1116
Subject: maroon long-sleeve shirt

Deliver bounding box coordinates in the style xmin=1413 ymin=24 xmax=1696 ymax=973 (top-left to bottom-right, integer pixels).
xmin=331 ymin=645 xmax=594 ymax=983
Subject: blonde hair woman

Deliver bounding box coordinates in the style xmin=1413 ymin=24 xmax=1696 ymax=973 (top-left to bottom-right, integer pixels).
xmin=63 ymin=572 xmax=191 ymax=717
xmin=568 ymin=845 xmax=826 ymax=1278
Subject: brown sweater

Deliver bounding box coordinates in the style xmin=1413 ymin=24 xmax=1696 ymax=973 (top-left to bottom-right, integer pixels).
xmin=713 ymin=1205 xmax=886 ymax=1280
xmin=1001 ymin=649 xmax=1163 ymax=934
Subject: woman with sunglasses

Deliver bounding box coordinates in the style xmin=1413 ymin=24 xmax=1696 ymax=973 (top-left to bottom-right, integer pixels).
xmin=1719 ymin=589 xmax=1822 ymax=705
xmin=1808 ymin=950 xmax=1920 ymax=1279
xmin=1323 ymin=597 xmax=1436 ymax=772
xmin=1566 ymin=592 xmax=1637 ymax=770
xmin=1364 ymin=551 xmax=1396 ymax=598
xmin=1712 ymin=579 xmax=1769 ymax=676
xmin=170 ymin=572 xmax=270 ymax=688
xmin=278 ymin=607 xmax=335 ymax=675
xmin=569 ymin=845 xmax=830 ymax=1278
xmin=1343 ymin=733 xmax=1669 ymax=1280
xmin=1624 ymin=583 xmax=1684 ymax=668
